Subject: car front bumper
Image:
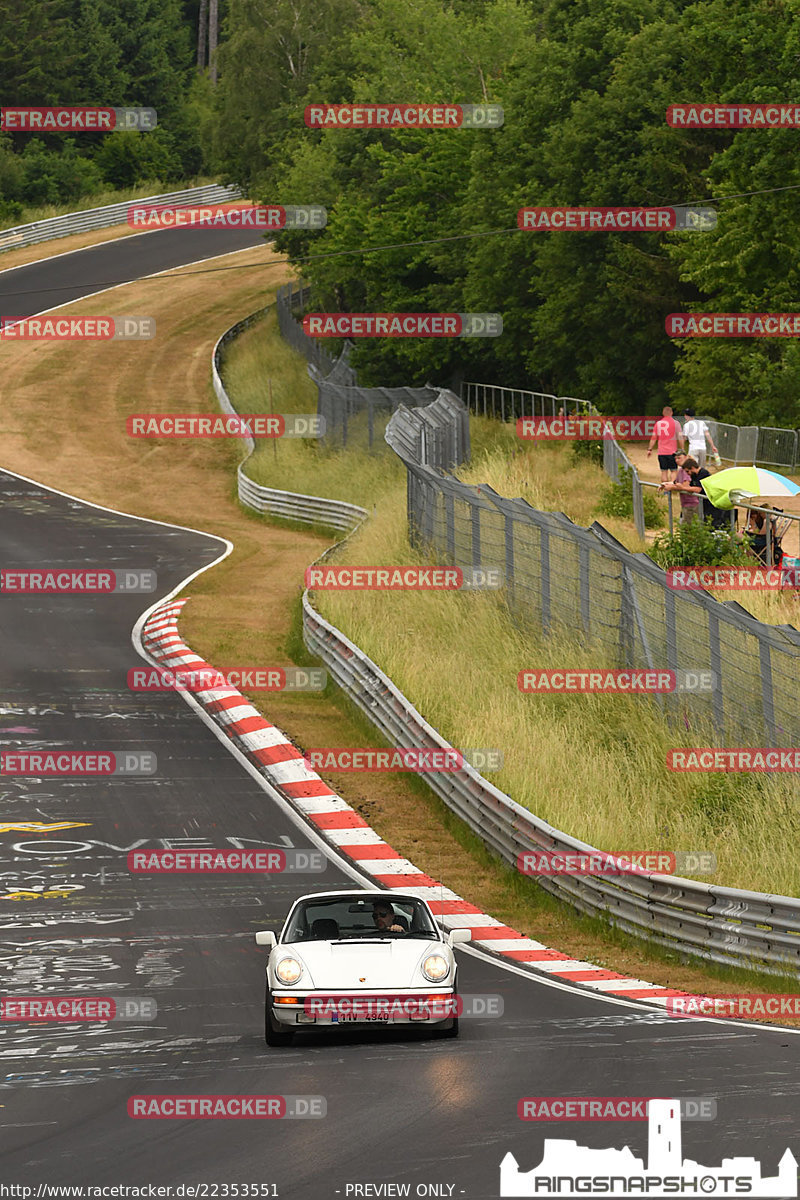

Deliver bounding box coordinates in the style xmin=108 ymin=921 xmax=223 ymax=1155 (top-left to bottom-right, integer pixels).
xmin=270 ymin=989 xmax=458 ymax=1027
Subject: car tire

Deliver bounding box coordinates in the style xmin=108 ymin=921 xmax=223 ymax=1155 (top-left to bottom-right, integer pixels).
xmin=437 ymin=1015 xmax=459 ymax=1038
xmin=265 ymin=992 xmax=294 ymax=1047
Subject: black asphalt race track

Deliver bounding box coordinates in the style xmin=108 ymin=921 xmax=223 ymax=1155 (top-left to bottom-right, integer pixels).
xmin=0 ymin=232 xmax=797 ymax=1199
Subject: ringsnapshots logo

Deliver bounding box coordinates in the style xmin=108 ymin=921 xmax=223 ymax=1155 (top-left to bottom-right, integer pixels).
xmin=0 ymin=107 xmax=156 ymax=131
xmin=518 ymin=1098 xmax=717 ymax=1122
xmin=0 ymin=996 xmax=156 ymax=1022
xmin=500 ymin=1097 xmax=797 ymax=1198
xmin=127 ymin=203 xmax=327 ymax=230
xmin=0 ymin=317 xmax=155 ymax=340
xmin=0 ymin=751 xmax=156 ymax=776
xmin=518 ymin=207 xmax=716 ymax=232
xmin=518 ymin=669 xmax=715 ymax=694
xmin=0 ymin=568 xmax=156 ymax=593
xmin=668 ymin=748 xmax=800 ymax=772
xmin=667 ymin=566 xmax=800 ymax=591
xmin=302 ymin=313 xmax=502 ymax=338
xmin=517 ymin=850 xmax=717 ymax=876
xmin=304 ymin=566 xmax=503 ymax=590
xmin=517 ymin=415 xmax=655 ymax=440
xmin=667 ymin=313 xmax=800 ymax=338
xmin=126 ymin=414 xmax=323 ymax=438
xmin=667 ymin=103 xmax=800 ymax=128
xmin=304 ymin=103 xmax=503 ymax=128
xmin=302 ymin=748 xmax=503 ymax=772
xmin=128 ymin=666 xmax=326 ymax=692
xmin=128 ymin=849 xmax=325 ymax=874
xmin=128 ymin=1095 xmax=326 ymax=1119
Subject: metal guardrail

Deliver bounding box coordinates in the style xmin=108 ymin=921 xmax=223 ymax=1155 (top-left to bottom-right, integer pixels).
xmin=0 ymin=183 xmax=243 ymax=253
xmin=212 ymin=306 xmax=366 ymax=533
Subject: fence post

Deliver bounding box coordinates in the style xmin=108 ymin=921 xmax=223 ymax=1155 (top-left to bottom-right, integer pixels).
xmin=759 ymin=641 xmax=777 ymax=746
xmin=540 ymin=524 xmax=551 ymax=635
xmin=471 ymin=498 xmax=482 ymax=571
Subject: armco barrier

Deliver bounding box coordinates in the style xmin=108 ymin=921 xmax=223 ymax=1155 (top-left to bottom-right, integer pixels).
xmin=0 ymin=183 xmax=243 ymax=253
xmin=214 ymin=306 xmax=800 ymax=979
xmin=212 ymin=305 xmax=367 ymax=533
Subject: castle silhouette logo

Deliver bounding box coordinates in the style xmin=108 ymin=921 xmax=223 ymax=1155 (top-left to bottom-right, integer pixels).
xmin=500 ymin=1098 xmax=797 ymax=1197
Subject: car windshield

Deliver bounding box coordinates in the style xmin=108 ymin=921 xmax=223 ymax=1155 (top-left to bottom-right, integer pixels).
xmin=282 ymin=895 xmax=440 ymax=943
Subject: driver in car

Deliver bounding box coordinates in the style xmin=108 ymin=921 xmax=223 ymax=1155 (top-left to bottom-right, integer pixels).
xmin=372 ymin=902 xmax=406 ymax=933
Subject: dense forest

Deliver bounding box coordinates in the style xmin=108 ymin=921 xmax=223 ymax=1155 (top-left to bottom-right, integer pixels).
xmin=2 ymin=0 xmax=800 ymax=424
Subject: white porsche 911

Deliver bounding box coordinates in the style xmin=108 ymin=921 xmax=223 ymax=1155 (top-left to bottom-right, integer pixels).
xmin=255 ymin=889 xmax=470 ymax=1045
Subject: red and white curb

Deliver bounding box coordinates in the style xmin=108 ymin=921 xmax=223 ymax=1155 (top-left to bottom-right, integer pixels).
xmin=141 ymin=599 xmax=687 ymax=1007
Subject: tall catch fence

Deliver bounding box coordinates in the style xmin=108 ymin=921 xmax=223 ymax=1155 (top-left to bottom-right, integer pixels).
xmin=277 ymin=281 xmax=457 ymax=452
xmin=464 ymin=382 xmax=800 ymax=538
xmin=386 ymin=408 xmax=800 ymax=749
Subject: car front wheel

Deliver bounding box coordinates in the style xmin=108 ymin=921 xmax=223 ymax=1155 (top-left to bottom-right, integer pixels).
xmin=265 ymin=992 xmax=294 ymax=1047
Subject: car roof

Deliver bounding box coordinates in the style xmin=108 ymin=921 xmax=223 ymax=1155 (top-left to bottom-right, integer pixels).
xmin=291 ymin=889 xmax=421 ymax=903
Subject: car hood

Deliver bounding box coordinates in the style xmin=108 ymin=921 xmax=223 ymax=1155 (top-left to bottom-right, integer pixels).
xmin=272 ymin=938 xmax=449 ymax=990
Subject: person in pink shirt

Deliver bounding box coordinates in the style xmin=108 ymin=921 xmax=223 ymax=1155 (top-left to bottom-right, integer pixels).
xmin=646 ymin=405 xmax=683 ymax=482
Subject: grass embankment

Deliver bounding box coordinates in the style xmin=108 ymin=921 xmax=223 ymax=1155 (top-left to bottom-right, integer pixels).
xmin=223 ymin=318 xmax=800 ymax=900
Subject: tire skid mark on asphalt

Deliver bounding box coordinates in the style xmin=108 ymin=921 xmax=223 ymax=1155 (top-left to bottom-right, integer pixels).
xmin=140 ymin=600 xmax=691 ymax=1009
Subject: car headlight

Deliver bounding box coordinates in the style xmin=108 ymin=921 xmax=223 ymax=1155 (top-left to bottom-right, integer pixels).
xmin=421 ymin=954 xmax=449 ymax=982
xmin=275 ymin=957 xmax=303 ymax=985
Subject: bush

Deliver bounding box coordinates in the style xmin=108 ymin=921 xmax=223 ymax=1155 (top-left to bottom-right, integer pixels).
xmin=18 ymin=139 xmax=104 ymax=206
xmin=648 ymin=515 xmax=752 ymax=568
xmin=597 ymin=466 xmax=664 ymax=529
xmin=570 ymin=437 xmax=604 ymax=467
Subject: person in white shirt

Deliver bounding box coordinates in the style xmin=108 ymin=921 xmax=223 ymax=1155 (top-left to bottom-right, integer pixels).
xmin=681 ymin=409 xmax=718 ymax=469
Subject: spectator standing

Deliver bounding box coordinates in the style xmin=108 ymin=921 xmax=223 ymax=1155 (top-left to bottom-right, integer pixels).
xmin=647 ymin=405 xmax=683 ymax=482
xmin=661 ymin=450 xmax=700 ymax=523
xmin=682 ymin=409 xmax=718 ymax=469
xmin=668 ymin=456 xmax=730 ymax=529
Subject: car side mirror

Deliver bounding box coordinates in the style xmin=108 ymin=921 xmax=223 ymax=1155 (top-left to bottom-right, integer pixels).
xmin=255 ymin=930 xmax=277 ymax=948
xmin=448 ymin=928 xmax=471 ymax=945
